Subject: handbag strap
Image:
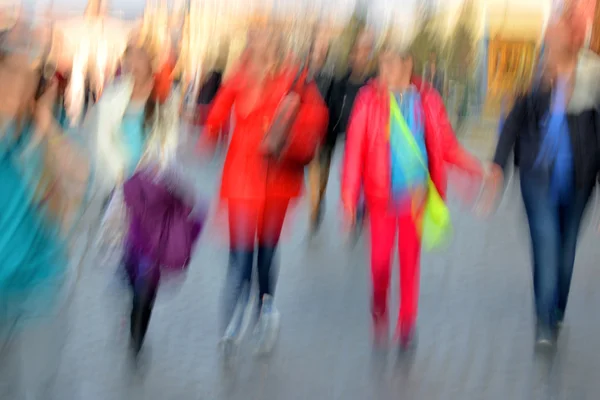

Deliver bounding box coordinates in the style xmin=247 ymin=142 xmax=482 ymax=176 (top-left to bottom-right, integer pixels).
xmin=289 ymin=64 xmax=308 ymax=95
xmin=389 ymin=93 xmax=431 ymax=218
xmin=291 ymin=37 xmax=315 ymax=93
xmin=390 ymin=93 xmax=427 ymax=173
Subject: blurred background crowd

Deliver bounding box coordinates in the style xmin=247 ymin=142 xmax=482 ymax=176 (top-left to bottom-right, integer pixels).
xmin=2 ymin=0 xmax=590 ymax=133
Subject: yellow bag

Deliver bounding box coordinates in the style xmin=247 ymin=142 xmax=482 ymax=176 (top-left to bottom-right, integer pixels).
xmin=390 ymin=95 xmax=452 ymax=251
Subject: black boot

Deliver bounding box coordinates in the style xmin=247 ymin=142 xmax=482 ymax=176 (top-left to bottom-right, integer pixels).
xmin=130 ymin=281 xmax=157 ymax=355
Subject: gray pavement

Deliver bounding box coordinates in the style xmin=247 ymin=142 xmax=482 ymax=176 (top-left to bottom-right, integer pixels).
xmin=18 ymin=126 xmax=600 ymax=399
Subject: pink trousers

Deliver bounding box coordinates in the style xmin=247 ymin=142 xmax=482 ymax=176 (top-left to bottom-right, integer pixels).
xmin=369 ymin=204 xmax=421 ymax=336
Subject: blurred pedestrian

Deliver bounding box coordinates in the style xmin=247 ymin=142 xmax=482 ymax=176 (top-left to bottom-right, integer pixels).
xmin=306 ymin=34 xmax=334 ymax=232
xmin=342 ymin=37 xmax=483 ymax=350
xmin=309 ymin=28 xmax=374 ymax=236
xmin=0 ymin=25 xmax=91 ymax=398
xmin=87 ymin=43 xmax=204 ymax=356
xmin=199 ymin=26 xmax=327 ymax=356
xmin=485 ymin=10 xmax=597 ymax=347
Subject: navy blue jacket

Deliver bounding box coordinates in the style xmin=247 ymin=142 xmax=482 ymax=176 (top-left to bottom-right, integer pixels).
xmin=493 ymin=87 xmax=600 ymax=191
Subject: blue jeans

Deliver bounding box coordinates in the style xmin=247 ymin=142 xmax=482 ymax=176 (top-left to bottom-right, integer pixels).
xmin=220 ymin=200 xmax=288 ymax=334
xmin=520 ymin=171 xmax=591 ymax=329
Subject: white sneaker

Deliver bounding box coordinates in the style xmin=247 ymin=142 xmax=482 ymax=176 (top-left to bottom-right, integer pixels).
xmin=254 ymin=295 xmax=280 ymax=356
xmin=236 ymin=291 xmax=256 ymax=344
xmin=220 ymin=287 xmax=254 ymax=358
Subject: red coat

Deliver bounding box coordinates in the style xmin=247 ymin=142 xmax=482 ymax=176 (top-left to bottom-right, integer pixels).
xmin=203 ymin=66 xmax=328 ymax=200
xmin=341 ymin=77 xmax=482 ymax=211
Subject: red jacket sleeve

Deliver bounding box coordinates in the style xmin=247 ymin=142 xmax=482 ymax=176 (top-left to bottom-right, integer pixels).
xmin=425 ymin=90 xmax=482 ymax=176
xmin=341 ymin=90 xmax=369 ymax=211
xmin=202 ymin=73 xmax=239 ymax=144
xmin=280 ymin=82 xmax=328 ymax=164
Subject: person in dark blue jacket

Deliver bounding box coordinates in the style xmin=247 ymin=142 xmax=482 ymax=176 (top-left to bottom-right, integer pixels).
xmin=309 ymin=29 xmax=374 ymax=237
xmin=487 ymin=14 xmax=599 ymax=348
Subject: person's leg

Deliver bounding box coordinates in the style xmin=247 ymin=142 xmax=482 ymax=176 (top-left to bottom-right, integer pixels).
xmin=369 ymin=207 xmax=396 ymax=344
xmin=123 ymin=245 xmax=139 ymax=290
xmin=308 ymin=157 xmax=321 ymax=228
xmin=352 ymin=193 xmax=367 ymax=243
xmin=396 ymin=207 xmax=421 ymax=348
xmin=221 ymin=201 xmax=257 ymax=340
xmin=557 ymin=187 xmax=592 ymax=324
xmin=520 ymin=174 xmax=561 ymax=344
xmin=309 ymin=146 xmax=333 ymax=232
xmin=256 ymin=199 xmax=289 ymax=302
xmin=130 ymin=254 xmax=161 ymax=354
xmin=255 ymin=198 xmax=289 ymax=353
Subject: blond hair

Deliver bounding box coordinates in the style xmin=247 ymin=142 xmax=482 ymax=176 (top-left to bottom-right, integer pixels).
xmin=377 ymin=28 xmax=410 ymax=57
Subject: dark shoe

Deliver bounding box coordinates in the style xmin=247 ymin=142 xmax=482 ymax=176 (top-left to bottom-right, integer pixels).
xmin=535 ymin=324 xmax=557 ymax=348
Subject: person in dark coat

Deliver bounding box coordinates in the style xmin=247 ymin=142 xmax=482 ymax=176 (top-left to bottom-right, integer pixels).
xmin=486 ymin=12 xmax=599 ymax=348
xmin=307 ymin=35 xmax=334 ymax=230
xmin=309 ymin=29 xmax=374 ymax=234
xmin=195 ymin=70 xmax=223 ymax=127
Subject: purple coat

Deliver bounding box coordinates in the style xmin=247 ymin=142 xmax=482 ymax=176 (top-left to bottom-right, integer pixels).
xmin=123 ymin=170 xmax=205 ymax=270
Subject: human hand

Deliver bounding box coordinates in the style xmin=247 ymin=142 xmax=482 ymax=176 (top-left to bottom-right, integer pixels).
xmin=476 ymin=163 xmax=503 ymax=217
xmin=342 ymin=203 xmax=356 ymax=232
xmin=195 ymin=134 xmax=217 ymax=159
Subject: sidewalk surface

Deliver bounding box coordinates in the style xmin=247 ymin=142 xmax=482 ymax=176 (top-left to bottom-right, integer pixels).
xmin=17 ymin=120 xmax=600 ymax=400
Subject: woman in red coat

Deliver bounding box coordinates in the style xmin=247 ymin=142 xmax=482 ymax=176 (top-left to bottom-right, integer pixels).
xmin=200 ymin=28 xmax=328 ymax=355
xmin=342 ymin=41 xmax=483 ymax=350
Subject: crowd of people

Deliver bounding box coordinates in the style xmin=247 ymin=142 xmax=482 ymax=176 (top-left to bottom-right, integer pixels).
xmin=1 ymin=4 xmax=599 ymax=396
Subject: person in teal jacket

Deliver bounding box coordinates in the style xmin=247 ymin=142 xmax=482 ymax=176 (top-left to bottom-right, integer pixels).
xmin=0 ymin=27 xmax=91 ymax=398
